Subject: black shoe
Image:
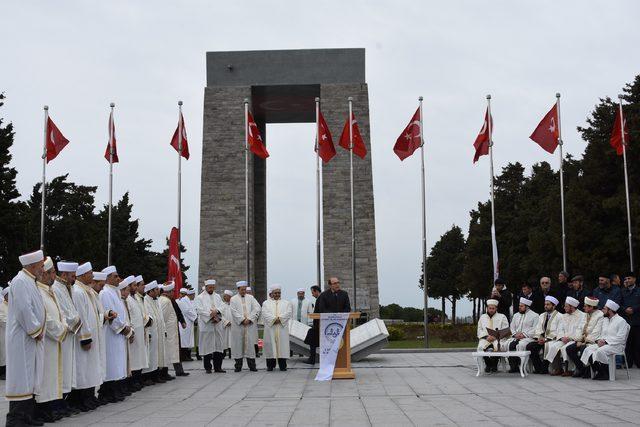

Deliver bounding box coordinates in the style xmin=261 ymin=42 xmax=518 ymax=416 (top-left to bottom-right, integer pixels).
xmin=303 ymin=358 xmax=315 ymax=365
xmin=26 ymin=417 xmax=44 ymax=426
xmin=572 ymin=368 xmax=584 ymax=378
xmin=508 ymin=366 xmax=519 ymax=373
xmin=205 ymin=369 xmax=212 ymax=374
xmin=267 ymin=366 xmax=274 ymax=372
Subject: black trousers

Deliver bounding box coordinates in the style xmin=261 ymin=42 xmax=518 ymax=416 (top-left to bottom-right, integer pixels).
xmin=526 ymin=341 xmax=547 ymax=373
xmin=203 ymin=353 xmax=213 ymax=371
xmin=564 ymin=342 xmax=585 ymax=370
xmin=6 ymin=398 xmax=34 ymax=427
xmin=625 ymin=325 xmax=640 ymax=368
xmin=507 ymin=340 xmax=520 ymax=368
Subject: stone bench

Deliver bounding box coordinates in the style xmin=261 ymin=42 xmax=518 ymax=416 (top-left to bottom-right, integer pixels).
xmin=472 ymin=351 xmax=531 ymax=378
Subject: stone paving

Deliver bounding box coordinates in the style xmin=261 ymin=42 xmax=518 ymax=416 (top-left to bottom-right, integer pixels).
xmin=1 ymin=352 xmax=640 ymax=426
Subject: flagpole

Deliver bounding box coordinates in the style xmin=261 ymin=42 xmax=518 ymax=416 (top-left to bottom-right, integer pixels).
xmin=177 ymin=101 xmax=183 ymax=243
xmin=107 ymin=102 xmax=115 ymax=266
xmin=418 ymin=96 xmax=429 ymax=348
xmin=487 ymin=94 xmax=498 ymax=281
xmin=348 ymin=97 xmax=357 ymax=312
xmin=556 ymin=93 xmax=568 ymax=272
xmin=244 ymin=99 xmax=251 ymax=285
xmin=619 ymin=94 xmax=634 ymax=272
xmin=315 ymin=97 xmax=322 ymax=291
xmin=40 ymin=105 xmax=49 ymax=250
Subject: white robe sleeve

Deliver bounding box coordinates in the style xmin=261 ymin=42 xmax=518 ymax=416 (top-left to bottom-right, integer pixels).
xmin=605 ymin=317 xmax=630 ymax=347
xmin=570 ymin=313 xmax=587 ymax=341
xmin=13 ymin=281 xmax=45 ymax=339
xmin=477 ymin=316 xmax=487 ymax=339
xmin=230 ymin=299 xmax=246 ymax=325
xmin=250 ymin=297 xmax=261 ymax=323
xmin=73 ymin=289 xmax=93 ymax=342
xmin=261 ymin=301 xmax=276 ymax=326
xmin=99 ymin=290 xmax=126 ymax=334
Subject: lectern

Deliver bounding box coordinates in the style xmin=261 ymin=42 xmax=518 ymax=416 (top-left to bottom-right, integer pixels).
xmin=309 ymin=312 xmax=361 ymax=379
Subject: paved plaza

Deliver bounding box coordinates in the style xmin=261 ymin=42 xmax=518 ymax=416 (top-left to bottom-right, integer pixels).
xmin=2 ymin=352 xmax=639 ymax=426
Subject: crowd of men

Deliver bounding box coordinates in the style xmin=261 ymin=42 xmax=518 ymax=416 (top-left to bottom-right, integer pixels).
xmin=478 ymin=270 xmax=639 ymax=379
xmin=1 ymin=249 xmax=346 ymax=426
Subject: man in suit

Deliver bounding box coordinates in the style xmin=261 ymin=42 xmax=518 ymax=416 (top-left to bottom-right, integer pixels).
xmin=513 ymin=282 xmax=543 ymax=315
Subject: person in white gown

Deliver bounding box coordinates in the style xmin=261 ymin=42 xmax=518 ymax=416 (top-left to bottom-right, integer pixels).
xmin=127 ymin=275 xmax=148 ymax=389
xmin=290 ymin=288 xmax=314 ymax=326
xmin=230 ymin=281 xmax=261 ymax=372
xmin=476 ymin=299 xmax=509 ymax=373
xmin=195 ymin=279 xmax=226 ymax=373
xmin=142 ymin=281 xmax=168 ymax=383
xmin=0 ymin=285 xmax=9 ymax=381
xmin=525 ymin=296 xmax=563 ymax=374
xmin=545 ymin=296 xmax=586 ymax=376
xmin=220 ymin=290 xmax=234 ymax=359
xmin=565 ymin=296 xmax=604 ymax=378
xmin=500 ymin=297 xmax=538 ymax=373
xmin=262 ymin=284 xmax=292 ymax=371
xmin=177 ymin=288 xmax=197 ymax=362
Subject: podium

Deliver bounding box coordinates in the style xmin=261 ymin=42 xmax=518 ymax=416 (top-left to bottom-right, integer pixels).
xmin=309 ymin=312 xmax=360 ymax=379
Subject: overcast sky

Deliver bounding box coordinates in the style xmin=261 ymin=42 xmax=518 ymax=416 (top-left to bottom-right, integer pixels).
xmin=2 ymin=1 xmax=639 ymax=317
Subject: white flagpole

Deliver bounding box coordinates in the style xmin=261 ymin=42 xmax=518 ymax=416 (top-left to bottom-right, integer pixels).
xmin=487 ymin=95 xmax=498 ymax=281
xmin=177 ymin=101 xmax=183 ymax=243
xmin=556 ymin=93 xmax=568 ymax=272
xmin=107 ymin=102 xmax=115 ymax=266
xmin=315 ymin=97 xmax=322 ymax=290
xmin=619 ymin=95 xmax=634 ymax=272
xmin=244 ymin=99 xmax=251 ymax=285
xmin=348 ymin=97 xmax=357 ymax=312
xmin=40 ymin=105 xmax=49 ymax=250
xmin=418 ymin=96 xmax=429 ymax=348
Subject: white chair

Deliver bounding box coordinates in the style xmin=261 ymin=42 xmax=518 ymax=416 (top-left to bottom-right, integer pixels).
xmin=589 ymin=351 xmax=630 ymax=381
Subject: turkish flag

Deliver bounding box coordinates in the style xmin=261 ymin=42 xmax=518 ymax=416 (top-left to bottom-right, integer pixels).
xmin=393 ymin=107 xmax=422 ymax=161
xmin=167 ymin=227 xmax=183 ymax=297
xmin=473 ymin=108 xmax=492 ymax=163
xmin=45 ymin=117 xmax=69 ymax=163
xmin=247 ymin=112 xmax=269 ymax=159
xmin=530 ymin=104 xmax=560 ymax=154
xmin=316 ymin=111 xmax=336 ymax=163
xmin=610 ymin=105 xmax=629 ymax=156
xmin=104 ymin=110 xmax=119 ymax=163
xmin=338 ymin=112 xmax=367 ymax=159
xmin=170 ymin=112 xmax=190 ymax=159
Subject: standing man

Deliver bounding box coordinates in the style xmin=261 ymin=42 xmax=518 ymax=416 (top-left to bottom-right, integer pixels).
xmin=512 ymin=282 xmax=543 ymax=315
xmin=159 ymin=282 xmax=188 ymax=377
xmin=621 ymin=272 xmax=640 ymax=368
xmin=221 ymin=290 xmax=234 ymax=359
xmin=127 ymin=276 xmax=148 ymax=389
xmin=502 ymin=297 xmax=538 ymax=373
xmin=90 ymin=271 xmax=110 ymax=404
xmin=0 ymin=286 xmax=8 ymax=381
xmin=290 ymin=288 xmax=313 ymax=326
xmin=525 ymin=296 xmax=562 ymax=374
xmin=142 ymin=281 xmax=166 ymax=384
xmin=195 ymin=280 xmax=225 ymax=373
xmin=262 ymin=285 xmax=292 ymax=371
xmin=310 ymin=285 xmax=321 ymax=311
xmin=491 ymin=278 xmax=512 ymax=322
xmin=592 ymin=274 xmax=622 ymax=309
xmin=567 ymin=275 xmax=589 ymax=311
xmin=177 ymin=288 xmax=197 ymax=362
xmin=545 ymin=296 xmax=586 ymax=376
xmin=565 ymin=296 xmax=604 ymax=378
xmin=230 ymin=281 xmax=261 ymax=372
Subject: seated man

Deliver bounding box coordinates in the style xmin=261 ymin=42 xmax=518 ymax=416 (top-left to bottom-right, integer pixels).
xmin=545 ymin=296 xmax=586 ymax=376
xmin=501 ymin=297 xmax=538 ymax=373
xmin=525 ymin=296 xmax=562 ymax=374
xmin=477 ymin=299 xmax=509 ymax=373
xmin=565 ymin=296 xmax=603 ymax=378
xmin=580 ymin=299 xmax=631 ymax=380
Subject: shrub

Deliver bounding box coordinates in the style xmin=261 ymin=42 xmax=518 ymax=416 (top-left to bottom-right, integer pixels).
xmin=386 ymin=326 xmax=407 ymax=341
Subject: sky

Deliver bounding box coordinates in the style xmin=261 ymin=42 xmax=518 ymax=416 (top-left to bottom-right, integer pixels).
xmin=2 ymin=1 xmax=639 ymax=318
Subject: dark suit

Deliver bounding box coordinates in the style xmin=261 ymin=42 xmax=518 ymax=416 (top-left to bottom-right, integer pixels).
xmin=304 ymin=289 xmax=351 ymax=362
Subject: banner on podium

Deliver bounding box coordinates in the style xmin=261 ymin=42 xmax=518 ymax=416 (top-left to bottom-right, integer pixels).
xmin=315 ymin=312 xmax=350 ymax=381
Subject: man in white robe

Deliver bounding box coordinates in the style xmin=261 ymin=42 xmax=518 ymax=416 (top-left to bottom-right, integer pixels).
xmin=290 ymin=288 xmax=314 ymax=326
xmin=581 ymin=299 xmax=631 ymax=380
xmin=118 ymin=278 xmax=138 ymax=393
xmin=195 ymin=279 xmax=226 ymax=373
xmin=0 ymin=286 xmax=8 ymax=381
xmin=545 ymin=296 xmax=587 ymax=376
xmin=221 ymin=290 xmax=234 ymax=358
xmin=565 ymin=296 xmax=604 ymax=378
xmin=159 ymin=283 xmax=187 ymax=377
xmin=35 ymin=257 xmax=68 ymax=422
xmin=526 ymin=296 xmax=563 ymax=374
xmin=501 ymin=297 xmax=538 ymax=373
xmin=126 ymin=275 xmax=148 ymax=389
xmin=476 ymin=299 xmax=509 ymax=373
xmin=98 ymin=267 xmax=133 ymax=402
xmin=142 ymin=281 xmax=168 ymax=384
xmin=135 ymin=279 xmax=153 ymax=386
xmin=51 ymin=261 xmax=81 ymax=415
xmin=230 ymin=281 xmax=261 ymax=372
xmin=177 ymin=288 xmax=197 ymax=362
xmin=262 ymin=285 xmax=292 ymax=371
xmin=5 ymin=250 xmax=46 ymax=427
xmin=90 ymin=272 xmax=110 ymax=405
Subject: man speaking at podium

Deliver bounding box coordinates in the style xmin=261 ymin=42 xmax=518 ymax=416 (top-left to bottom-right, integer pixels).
xmin=304 ymin=277 xmax=351 ymax=365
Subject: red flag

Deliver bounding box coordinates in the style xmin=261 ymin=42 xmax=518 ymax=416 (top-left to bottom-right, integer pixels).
xmin=104 ymin=110 xmax=119 ymax=163
xmin=316 ymin=111 xmax=336 ymax=163
xmin=45 ymin=117 xmax=69 ymax=163
xmin=247 ymin=112 xmax=269 ymax=159
xmin=167 ymin=227 xmax=183 ymax=298
xmin=393 ymin=107 xmax=422 ymax=161
xmin=170 ymin=112 xmax=190 ymax=159
xmin=530 ymin=104 xmax=560 ymax=154
xmin=610 ymin=105 xmax=629 ymax=156
xmin=339 ymin=112 xmax=367 ymax=159
xmin=473 ymin=108 xmax=493 ymax=163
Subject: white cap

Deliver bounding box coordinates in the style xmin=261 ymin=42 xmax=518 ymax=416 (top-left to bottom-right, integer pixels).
xmin=118 ymin=275 xmax=135 ymax=290
xmin=565 ymin=296 xmax=579 ymax=308
xmin=43 ymin=256 xmax=54 ymax=271
xmin=205 ymin=279 xmax=216 ymax=286
xmin=179 ymin=288 xmax=188 ymax=294
xmin=162 ymin=282 xmax=175 ymax=292
xmin=519 ymin=297 xmax=532 ymax=307
xmin=270 ymin=284 xmax=282 ymax=292
xmin=93 ymin=272 xmax=107 ymax=281
xmin=135 ymin=275 xmax=143 ymax=283
xmin=297 ymin=288 xmax=305 ymax=293
xmin=605 ymin=299 xmax=620 ymax=312
xmin=236 ymin=280 xmax=248 ymax=288
xmin=545 ymin=296 xmax=559 ymax=306
xmin=1 ymin=287 xmax=10 ymax=298
xmin=584 ymin=296 xmax=599 ymax=307
xmin=57 ymin=262 xmax=78 ymax=272
xmin=76 ymin=262 xmax=92 ymax=276
xmin=486 ymin=299 xmax=499 ymax=307
xmin=224 ymin=290 xmax=233 ymax=296
xmin=246 ymin=287 xmax=252 ymax=291
xmin=19 ymin=250 xmax=44 ymax=267
xmin=187 ymin=289 xmax=196 ymax=295
xmin=144 ymin=281 xmax=158 ymax=293
xmin=102 ymin=265 xmax=117 ymax=275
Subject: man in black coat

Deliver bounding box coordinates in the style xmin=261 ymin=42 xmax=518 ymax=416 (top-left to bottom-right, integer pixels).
xmin=490 ymin=278 xmax=512 ymax=322
xmin=513 ymin=282 xmax=544 ymax=315
xmin=566 ymin=275 xmax=590 ymax=311
xmin=622 ymin=272 xmax=640 ymax=368
xmin=303 ymin=277 xmax=351 ymax=365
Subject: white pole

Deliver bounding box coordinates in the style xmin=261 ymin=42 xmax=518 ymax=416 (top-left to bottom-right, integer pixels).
xmin=556 ymin=93 xmax=568 ymax=273
xmin=348 ymin=97 xmax=356 ymax=312
xmin=487 ymin=95 xmax=498 ymax=281
xmin=244 ymin=99 xmax=251 ymax=285
xmin=40 ymin=105 xmax=49 ymax=250
xmin=315 ymin=97 xmax=322 ymax=290
xmin=177 ymin=101 xmax=183 ymax=242
xmin=418 ymin=96 xmax=429 ymax=348
xmin=107 ymin=102 xmax=115 ymax=266
xmin=619 ymin=95 xmax=634 ymax=272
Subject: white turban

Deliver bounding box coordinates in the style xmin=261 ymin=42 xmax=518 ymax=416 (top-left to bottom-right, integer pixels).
xmin=224 ymin=290 xmax=234 ymax=297
xmin=162 ymin=282 xmax=175 ymax=292
xmin=102 ymin=265 xmax=117 ymax=275
xmin=118 ymin=275 xmax=135 ymax=290
xmin=187 ymin=289 xmax=196 ymax=295
xmin=236 ymin=281 xmax=247 ymax=288
xmin=584 ymin=296 xmax=599 ymax=307
xmin=205 ymin=279 xmax=216 ymax=286
xmin=19 ymin=250 xmax=44 ymax=267
xmin=565 ymin=296 xmax=579 ymax=308
xmin=135 ymin=275 xmax=143 ymax=283
xmin=605 ymin=299 xmax=620 ymax=312
xmin=57 ymin=262 xmax=78 ymax=272
xmin=519 ymin=297 xmax=532 ymax=307
xmin=43 ymin=256 xmax=54 ymax=271
xmin=246 ymin=287 xmax=252 ymax=292
xmin=297 ymin=288 xmax=305 ymax=293
xmin=92 ymin=272 xmax=107 ymax=281
xmin=545 ymin=296 xmax=559 ymax=306
xmin=179 ymin=288 xmax=188 ymax=294
xmin=144 ymin=281 xmax=159 ymax=293
xmin=76 ymin=262 xmax=92 ymax=276
xmin=486 ymin=299 xmax=499 ymax=307
xmin=270 ymin=284 xmax=282 ymax=292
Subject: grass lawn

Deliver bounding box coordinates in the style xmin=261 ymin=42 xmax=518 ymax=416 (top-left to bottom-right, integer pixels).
xmin=387 ymin=338 xmax=475 ymax=349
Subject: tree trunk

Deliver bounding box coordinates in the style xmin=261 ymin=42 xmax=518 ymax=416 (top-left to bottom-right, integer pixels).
xmin=452 ymin=299 xmax=457 ymax=324
xmin=472 ymin=298 xmax=477 ymax=323
xmin=441 ymin=297 xmax=446 ymax=325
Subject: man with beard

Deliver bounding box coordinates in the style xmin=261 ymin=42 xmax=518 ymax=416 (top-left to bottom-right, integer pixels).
xmin=545 ymin=296 xmax=586 ymax=376
xmin=526 ymin=296 xmax=562 ymax=374
xmin=592 ymin=274 xmax=622 ymax=309
xmin=567 ymin=275 xmax=589 ymax=311
xmin=195 ymin=279 xmax=226 ymax=373
xmin=159 ymin=283 xmax=187 ymax=377
xmin=490 ymin=278 xmax=512 ymax=322
xmin=230 ymin=281 xmax=261 ymax=372
xmin=142 ymin=281 xmax=167 ymax=384
xmin=501 ymin=297 xmax=538 ymax=373
xmin=621 ymin=272 xmax=640 ymax=368
xmin=477 ymin=299 xmax=509 ymax=373
xmin=565 ymin=296 xmax=604 ymax=378
xmin=262 ymin=285 xmax=292 ymax=371
xmin=177 ymin=288 xmax=197 ymax=362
